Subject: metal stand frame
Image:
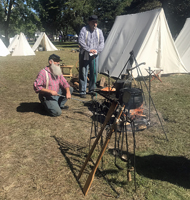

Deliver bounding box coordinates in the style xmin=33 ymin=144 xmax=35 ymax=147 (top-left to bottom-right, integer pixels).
xmin=78 ymin=50 xmax=168 ymax=196
xmin=77 ymin=102 xmax=126 ymax=196
xmin=129 ymin=51 xmax=168 ymax=141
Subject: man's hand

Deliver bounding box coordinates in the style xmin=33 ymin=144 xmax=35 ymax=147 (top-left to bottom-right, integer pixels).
xmin=51 ymin=90 xmax=58 ymax=96
xmin=89 ymin=49 xmax=97 ymax=54
xmin=66 ymin=87 xmax=71 ymax=99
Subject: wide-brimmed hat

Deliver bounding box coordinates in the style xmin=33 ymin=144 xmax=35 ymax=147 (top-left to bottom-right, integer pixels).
xmin=49 ymin=54 xmax=62 ymax=62
xmin=89 ymin=15 xmax=98 ymax=21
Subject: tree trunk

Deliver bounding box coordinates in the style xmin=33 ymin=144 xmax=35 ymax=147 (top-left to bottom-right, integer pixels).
xmin=4 ymin=0 xmax=14 ymax=47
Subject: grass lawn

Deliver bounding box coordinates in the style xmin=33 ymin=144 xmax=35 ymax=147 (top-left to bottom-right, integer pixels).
xmin=0 ymin=42 xmax=189 ymax=200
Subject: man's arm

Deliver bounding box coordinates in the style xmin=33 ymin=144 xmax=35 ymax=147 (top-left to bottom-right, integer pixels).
xmin=97 ymin=29 xmax=104 ymax=53
xmin=78 ymin=26 xmax=91 ymax=52
xmin=59 ymin=75 xmax=71 ymax=99
xmin=38 ymin=88 xmax=58 ymax=96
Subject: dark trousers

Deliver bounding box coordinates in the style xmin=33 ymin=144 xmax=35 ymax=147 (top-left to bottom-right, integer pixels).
xmin=79 ymin=53 xmax=99 ymax=95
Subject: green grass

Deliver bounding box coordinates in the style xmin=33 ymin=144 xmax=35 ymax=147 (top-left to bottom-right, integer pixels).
xmin=0 ymin=42 xmax=189 ymax=200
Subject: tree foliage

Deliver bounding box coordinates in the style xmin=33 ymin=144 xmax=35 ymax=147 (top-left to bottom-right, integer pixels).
xmin=1 ymin=0 xmax=190 ymax=46
xmin=92 ymin=0 xmax=133 ymax=36
xmin=160 ymin=0 xmax=190 ymax=37
xmin=62 ymin=0 xmax=94 ymax=35
xmin=33 ymin=0 xmax=133 ymax=37
xmin=0 ymin=0 xmax=41 ymax=45
xmin=32 ymin=0 xmax=64 ymax=35
xmin=34 ymin=0 xmax=190 ymax=38
xmin=125 ymin=0 xmax=190 ymax=37
xmin=33 ymin=0 xmax=95 ymax=37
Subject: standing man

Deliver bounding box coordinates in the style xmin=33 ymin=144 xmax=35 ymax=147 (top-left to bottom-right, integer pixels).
xmin=78 ymin=14 xmax=104 ymax=98
xmin=33 ymin=54 xmax=73 ymax=117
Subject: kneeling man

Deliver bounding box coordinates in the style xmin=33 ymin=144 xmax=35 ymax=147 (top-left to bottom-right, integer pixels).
xmin=33 ymin=54 xmax=73 ymax=117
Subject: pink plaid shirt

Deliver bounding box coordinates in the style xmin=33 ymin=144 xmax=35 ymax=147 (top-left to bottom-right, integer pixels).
xmin=33 ymin=66 xmax=70 ymax=93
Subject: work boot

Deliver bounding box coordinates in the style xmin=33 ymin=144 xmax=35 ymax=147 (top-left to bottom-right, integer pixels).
xmin=80 ymin=94 xmax=86 ymax=98
xmin=61 ymin=105 xmax=69 ymax=110
xmin=88 ymin=91 xmax=96 ymax=97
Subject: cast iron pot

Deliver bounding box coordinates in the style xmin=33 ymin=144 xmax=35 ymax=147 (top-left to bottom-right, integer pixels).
xmin=119 ymin=88 xmax=143 ymax=109
xmin=115 ymin=79 xmax=132 ymax=98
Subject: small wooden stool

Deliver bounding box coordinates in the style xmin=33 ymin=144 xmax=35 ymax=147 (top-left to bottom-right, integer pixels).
xmin=60 ymin=65 xmax=74 ymax=78
xmin=146 ymin=68 xmax=163 ymax=82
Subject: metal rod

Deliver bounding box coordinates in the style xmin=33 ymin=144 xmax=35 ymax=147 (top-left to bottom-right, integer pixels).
xmin=77 ymin=101 xmax=118 ymax=180
xmin=111 ymin=57 xmax=131 ymax=90
xmin=126 ymin=119 xmax=131 ymax=182
xmin=131 ymin=120 xmax=137 ymax=192
xmin=120 ymin=121 xmax=124 ymax=157
xmin=131 ymin=51 xmax=168 ymax=141
xmin=89 ymin=101 xmax=96 ymax=150
xmin=57 ymin=94 xmax=87 ymax=102
xmin=130 ymin=51 xmax=147 ymax=105
xmin=82 ymin=104 xmax=125 ymax=196
xmin=149 ymin=67 xmax=151 ymax=121
xmin=114 ymin=122 xmax=123 ymax=170
xmin=100 ymin=113 xmax=104 ymax=169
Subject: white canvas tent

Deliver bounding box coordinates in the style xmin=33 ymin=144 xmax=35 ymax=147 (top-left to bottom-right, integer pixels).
xmin=99 ymin=8 xmax=187 ymax=78
xmin=175 ymin=18 xmax=190 ymax=72
xmin=12 ymin=32 xmax=35 ymax=56
xmin=9 ymin=35 xmax=18 ymax=47
xmin=0 ymin=39 xmax=10 ymax=56
xmin=32 ymin=32 xmax=58 ymax=51
xmin=8 ymin=34 xmax=19 ymax=52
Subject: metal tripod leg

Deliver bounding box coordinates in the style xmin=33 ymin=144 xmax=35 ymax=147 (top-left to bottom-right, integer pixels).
xmin=77 ymin=101 xmax=118 ymax=181
xmin=131 ymin=120 xmax=137 ymax=191
xmin=126 ymin=123 xmax=132 ymax=182
xmin=82 ymin=104 xmax=125 ymax=196
xmin=114 ymin=121 xmax=123 ymax=170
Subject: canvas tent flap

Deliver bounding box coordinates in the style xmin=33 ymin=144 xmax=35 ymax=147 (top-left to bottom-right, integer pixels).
xmin=8 ymin=34 xmax=19 ymax=52
xmin=32 ymin=32 xmax=58 ymax=51
xmin=12 ymin=33 xmax=35 ymax=56
xmin=0 ymin=39 xmax=10 ymax=56
xmin=98 ymin=8 xmax=187 ymax=78
xmin=175 ymin=18 xmax=190 ymax=72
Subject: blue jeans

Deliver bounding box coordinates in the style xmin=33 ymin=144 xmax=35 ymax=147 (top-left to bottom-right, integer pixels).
xmin=79 ymin=53 xmax=98 ymax=95
xmin=39 ymin=87 xmax=73 ymax=117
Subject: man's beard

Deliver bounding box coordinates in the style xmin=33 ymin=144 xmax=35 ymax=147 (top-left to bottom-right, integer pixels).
xmin=50 ymin=61 xmax=62 ymax=77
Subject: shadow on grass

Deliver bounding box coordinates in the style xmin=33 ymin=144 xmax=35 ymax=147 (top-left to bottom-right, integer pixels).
xmin=52 ymin=136 xmax=86 ymax=193
xmin=54 ymin=42 xmax=79 ymax=48
xmin=130 ymin=153 xmax=190 ymax=189
xmin=52 ymin=136 xmax=120 ymax=197
xmin=16 ymin=102 xmax=47 ymax=115
xmin=51 ymin=133 xmax=190 ymax=194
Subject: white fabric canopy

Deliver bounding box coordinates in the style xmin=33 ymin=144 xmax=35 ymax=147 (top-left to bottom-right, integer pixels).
xmin=9 ymin=36 xmax=16 ymax=46
xmin=175 ymin=18 xmax=190 ymax=72
xmin=8 ymin=34 xmax=19 ymax=52
xmin=32 ymin=32 xmax=58 ymax=51
xmin=99 ymin=8 xmax=187 ymax=78
xmin=0 ymin=39 xmax=10 ymax=56
xmin=12 ymin=32 xmax=35 ymax=56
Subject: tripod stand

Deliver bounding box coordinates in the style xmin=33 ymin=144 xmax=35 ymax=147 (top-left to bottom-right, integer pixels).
xmin=77 ymin=101 xmax=126 ymax=196
xmin=129 ymin=51 xmax=168 ymax=141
